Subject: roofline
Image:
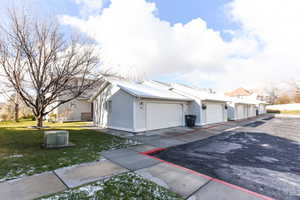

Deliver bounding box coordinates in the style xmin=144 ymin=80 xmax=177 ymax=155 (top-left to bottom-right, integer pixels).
xmin=89 ymin=80 xmax=193 ymax=102
xmin=202 ymin=99 xmax=228 ymax=102
xmin=170 ymin=86 xmax=229 ymax=102
xmin=89 ymin=81 xmax=111 ymax=102
xmin=118 ymin=85 xmax=193 ymax=101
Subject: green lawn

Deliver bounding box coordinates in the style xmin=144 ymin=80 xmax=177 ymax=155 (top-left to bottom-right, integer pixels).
xmin=267 ymin=110 xmax=300 ymax=115
xmin=39 ymin=172 xmax=183 ymax=200
xmin=0 ymin=120 xmax=135 ymax=182
xmin=280 ymin=110 xmax=300 ymax=115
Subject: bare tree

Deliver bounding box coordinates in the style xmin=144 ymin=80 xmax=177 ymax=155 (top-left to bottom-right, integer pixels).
xmin=289 ymin=80 xmax=300 ymax=103
xmin=0 ymin=9 xmax=102 ymax=127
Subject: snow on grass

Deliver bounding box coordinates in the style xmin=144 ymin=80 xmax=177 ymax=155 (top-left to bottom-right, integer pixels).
xmin=0 ymin=125 xmax=138 ymax=182
xmin=39 ymin=172 xmax=183 ymax=200
xmin=5 ymin=154 xmax=24 ymax=159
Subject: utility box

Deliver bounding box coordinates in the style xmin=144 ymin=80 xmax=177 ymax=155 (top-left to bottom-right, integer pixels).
xmin=43 ymin=131 xmax=69 ymax=148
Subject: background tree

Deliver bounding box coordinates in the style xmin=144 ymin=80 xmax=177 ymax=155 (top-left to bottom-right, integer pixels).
xmin=0 ymin=9 xmax=101 ymax=127
xmin=289 ymin=80 xmax=300 ymax=103
xmin=0 ymin=93 xmax=33 ymax=121
xmin=275 ymin=93 xmax=292 ymax=104
xmin=0 ymin=85 xmax=20 ymax=122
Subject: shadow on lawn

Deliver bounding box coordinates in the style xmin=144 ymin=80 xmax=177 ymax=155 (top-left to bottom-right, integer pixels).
xmin=0 ymin=127 xmax=129 ymax=182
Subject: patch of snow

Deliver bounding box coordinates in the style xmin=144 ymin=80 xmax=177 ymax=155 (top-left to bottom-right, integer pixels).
xmin=78 ymin=184 xmax=103 ymax=196
xmin=5 ymin=154 xmax=23 ymax=159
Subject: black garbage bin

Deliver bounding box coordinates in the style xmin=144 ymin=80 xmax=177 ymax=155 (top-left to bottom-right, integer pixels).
xmin=185 ymin=115 xmax=196 ymax=127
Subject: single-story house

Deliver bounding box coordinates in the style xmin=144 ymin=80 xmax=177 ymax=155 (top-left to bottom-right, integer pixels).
xmin=227 ymin=98 xmax=259 ymax=120
xmin=169 ymin=83 xmax=229 ymax=126
xmin=46 ymin=78 xmax=97 ymax=122
xmin=90 ymin=79 xmax=193 ymax=132
xmin=52 ymin=98 xmax=93 ymax=122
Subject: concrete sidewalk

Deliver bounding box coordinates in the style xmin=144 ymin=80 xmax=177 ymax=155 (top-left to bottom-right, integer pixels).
xmin=0 ymin=160 xmax=128 ymax=200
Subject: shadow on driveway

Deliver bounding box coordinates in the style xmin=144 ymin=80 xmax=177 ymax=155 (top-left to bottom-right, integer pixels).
xmin=152 ymin=131 xmax=300 ymax=200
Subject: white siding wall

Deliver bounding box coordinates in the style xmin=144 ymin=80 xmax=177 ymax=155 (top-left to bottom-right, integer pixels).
xmin=93 ymin=86 xmax=134 ymax=131
xmin=93 ymin=85 xmax=114 ymax=127
xmin=56 ymin=99 xmax=91 ymax=121
xmin=108 ymin=90 xmax=134 ymax=130
xmin=228 ymin=103 xmax=236 ymax=121
xmin=188 ymin=100 xmax=202 ymax=126
xmin=134 ymin=98 xmax=146 ymax=132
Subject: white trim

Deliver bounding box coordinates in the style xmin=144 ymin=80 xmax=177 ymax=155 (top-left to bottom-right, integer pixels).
xmin=134 ymin=128 xmax=147 ymax=132
xmin=117 ymin=85 xmax=193 ymax=101
xmin=107 ymin=126 xmax=136 ymax=132
xmin=141 ymin=99 xmax=189 ymax=104
xmin=107 ymin=126 xmax=146 ymax=133
xmin=133 ymin=98 xmax=137 ymax=131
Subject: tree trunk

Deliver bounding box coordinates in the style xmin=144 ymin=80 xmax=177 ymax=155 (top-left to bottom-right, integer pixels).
xmin=14 ymin=103 xmax=19 ymax=122
xmin=37 ymin=115 xmax=43 ymax=127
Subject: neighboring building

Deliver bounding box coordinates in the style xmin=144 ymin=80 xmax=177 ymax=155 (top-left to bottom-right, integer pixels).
xmin=225 ymin=88 xmax=268 ymax=118
xmin=225 ymin=88 xmax=252 ymax=98
xmin=47 ymin=78 xmax=100 ymax=122
xmin=49 ymin=77 xmax=267 ymax=127
xmin=227 ymin=98 xmax=259 ymax=120
xmin=170 ymin=83 xmax=229 ymax=126
xmin=225 ymin=87 xmax=271 ymax=103
xmin=91 ymin=78 xmax=192 ymax=132
xmin=91 ymin=79 xmax=230 ymax=132
xmin=52 ymin=98 xmax=93 ymax=122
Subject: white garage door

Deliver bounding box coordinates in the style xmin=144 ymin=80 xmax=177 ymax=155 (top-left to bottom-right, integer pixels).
xmin=146 ymin=103 xmax=183 ymax=130
xmin=249 ymin=105 xmax=256 ymax=117
xmin=259 ymin=105 xmax=266 ymax=114
xmin=205 ymin=102 xmax=224 ymax=124
xmin=236 ymin=104 xmax=245 ymax=120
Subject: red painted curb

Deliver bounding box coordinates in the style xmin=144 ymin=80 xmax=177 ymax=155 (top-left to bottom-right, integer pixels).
xmin=140 ymin=148 xmax=166 ymax=155
xmin=140 ymin=150 xmax=212 ymax=180
xmin=212 ymin=178 xmax=274 ymax=200
xmin=141 ymin=149 xmax=274 ymax=200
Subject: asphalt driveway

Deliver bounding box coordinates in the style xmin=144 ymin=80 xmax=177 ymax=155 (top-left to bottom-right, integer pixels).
xmin=152 ymin=118 xmax=300 ymax=200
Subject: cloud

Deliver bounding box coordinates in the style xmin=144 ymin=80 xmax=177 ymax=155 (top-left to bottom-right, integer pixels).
xmin=224 ymin=0 xmax=300 ymax=87
xmin=73 ymin=0 xmax=108 ymax=18
xmin=60 ymin=0 xmax=300 ymax=91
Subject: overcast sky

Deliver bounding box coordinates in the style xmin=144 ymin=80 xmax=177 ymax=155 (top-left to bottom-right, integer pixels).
xmin=1 ymin=0 xmax=300 ymax=92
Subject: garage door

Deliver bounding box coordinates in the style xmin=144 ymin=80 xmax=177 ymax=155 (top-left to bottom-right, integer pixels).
xmin=205 ymin=102 xmax=224 ymax=124
xmin=259 ymin=105 xmax=265 ymax=114
xmin=250 ymin=105 xmax=257 ymax=117
xmin=236 ymin=104 xmax=245 ymax=120
xmin=146 ymin=103 xmax=183 ymax=130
